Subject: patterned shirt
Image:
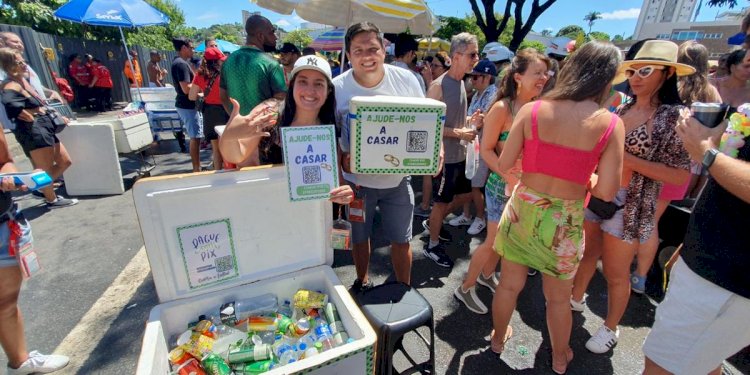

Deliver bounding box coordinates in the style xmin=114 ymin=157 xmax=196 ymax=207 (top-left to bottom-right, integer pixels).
xmin=468 ymin=85 xmax=497 ymax=114
xmin=220 ymin=46 xmax=287 ymax=116
xmin=617 ymin=104 xmax=691 ymax=242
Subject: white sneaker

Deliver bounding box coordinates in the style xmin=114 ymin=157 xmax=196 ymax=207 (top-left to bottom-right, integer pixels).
xmin=7 ymin=351 xmax=70 ymax=374
xmin=448 ymin=214 xmax=472 ymax=227
xmin=585 ymin=325 xmax=619 ymax=354
xmin=570 ymin=295 xmax=587 ymax=312
xmin=467 ymin=217 xmax=486 ymax=235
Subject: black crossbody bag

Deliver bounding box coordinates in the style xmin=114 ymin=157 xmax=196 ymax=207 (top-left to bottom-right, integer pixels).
xmin=587 ymin=196 xmax=623 ymax=220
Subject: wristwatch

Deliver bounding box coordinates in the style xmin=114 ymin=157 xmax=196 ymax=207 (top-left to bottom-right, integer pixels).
xmin=702 ymin=148 xmax=720 ymax=169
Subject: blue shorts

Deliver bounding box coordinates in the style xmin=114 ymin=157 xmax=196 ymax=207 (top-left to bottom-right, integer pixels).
xmin=348 ymin=177 xmax=414 ymax=245
xmin=584 ymin=187 xmax=629 ymax=240
xmin=485 ymin=173 xmax=508 ymax=222
xmin=0 ymin=214 xmax=33 ymax=268
xmin=176 ymin=107 xmax=203 ymax=139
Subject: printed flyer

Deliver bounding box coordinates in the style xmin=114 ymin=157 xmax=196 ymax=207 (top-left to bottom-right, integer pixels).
xmin=281 ymin=125 xmax=339 ymax=201
xmin=176 ymin=218 xmax=239 ymax=290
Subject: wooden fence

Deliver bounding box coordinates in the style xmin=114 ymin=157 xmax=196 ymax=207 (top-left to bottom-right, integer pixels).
xmin=0 ymin=23 xmax=179 ymax=103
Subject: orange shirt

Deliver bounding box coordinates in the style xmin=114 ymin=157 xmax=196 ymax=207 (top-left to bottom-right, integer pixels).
xmin=123 ymin=59 xmax=143 ymax=87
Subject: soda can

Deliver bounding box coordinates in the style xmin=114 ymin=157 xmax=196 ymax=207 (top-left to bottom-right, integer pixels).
xmin=174 ymin=358 xmax=207 ymax=375
xmin=228 ymin=344 xmax=272 ymax=364
xmin=291 ymin=318 xmax=311 ymax=337
xmin=201 ymin=353 xmax=231 ymax=375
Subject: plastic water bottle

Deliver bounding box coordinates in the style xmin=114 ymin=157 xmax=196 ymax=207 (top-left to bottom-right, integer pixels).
xmin=302 ymin=342 xmax=319 ymax=359
xmin=277 ymin=343 xmax=299 ymax=365
xmin=278 ymin=299 xmax=292 ymax=317
xmin=297 ymin=332 xmax=316 ymax=349
xmin=218 ymin=293 xmax=278 ymax=325
xmin=313 ymin=318 xmax=335 ymax=351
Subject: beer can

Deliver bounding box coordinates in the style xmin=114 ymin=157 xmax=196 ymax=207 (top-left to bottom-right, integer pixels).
xmin=201 ymin=353 xmax=231 ymax=375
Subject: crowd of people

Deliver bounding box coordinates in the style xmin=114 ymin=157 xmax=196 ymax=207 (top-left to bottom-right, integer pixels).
xmin=215 ymin=14 xmax=750 ymax=375
xmin=0 ymin=9 xmax=748 ymax=374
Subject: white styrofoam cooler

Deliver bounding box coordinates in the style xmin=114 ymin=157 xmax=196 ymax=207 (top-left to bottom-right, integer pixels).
xmin=134 ymin=166 xmax=377 ymax=374
xmin=94 ymin=113 xmax=153 ymax=153
xmin=57 ymin=122 xmax=125 ymax=195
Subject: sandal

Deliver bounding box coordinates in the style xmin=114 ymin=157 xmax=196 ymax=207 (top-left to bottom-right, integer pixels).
xmin=551 ymin=347 xmax=574 ymax=374
xmin=489 ymin=326 xmax=513 ymax=354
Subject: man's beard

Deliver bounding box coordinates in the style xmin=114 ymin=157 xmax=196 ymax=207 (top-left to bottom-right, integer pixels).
xmin=263 ymin=43 xmax=277 ymax=53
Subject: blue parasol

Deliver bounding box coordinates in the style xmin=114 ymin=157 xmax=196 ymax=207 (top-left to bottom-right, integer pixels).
xmin=728 ymin=32 xmax=746 ymax=46
xmin=195 ymin=39 xmax=240 ymax=53
xmin=53 ymin=0 xmax=170 ymax=100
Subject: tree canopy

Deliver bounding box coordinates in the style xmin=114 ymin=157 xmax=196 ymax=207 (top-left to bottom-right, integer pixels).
xmin=588 ymin=31 xmax=610 ymax=41
xmin=583 ymin=11 xmax=601 ymax=34
xmin=707 ymin=0 xmax=746 ymax=7
xmin=556 ymin=25 xmax=584 ymax=39
xmin=468 ymin=0 xmax=558 ymax=51
xmin=283 ymin=29 xmax=312 ymax=49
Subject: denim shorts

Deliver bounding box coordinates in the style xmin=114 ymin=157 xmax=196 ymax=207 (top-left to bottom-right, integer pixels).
xmin=348 ymin=177 xmax=414 ymax=245
xmin=485 ymin=173 xmax=508 ymax=222
xmin=0 ymin=214 xmax=33 ymax=268
xmin=176 ymin=107 xmax=204 ymax=139
xmin=584 ymin=187 xmax=628 ymax=240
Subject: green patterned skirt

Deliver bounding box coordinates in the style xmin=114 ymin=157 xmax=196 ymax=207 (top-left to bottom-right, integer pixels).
xmin=495 ymin=184 xmax=585 ymax=280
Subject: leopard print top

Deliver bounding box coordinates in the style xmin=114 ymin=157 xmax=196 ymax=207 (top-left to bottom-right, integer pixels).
xmin=624 ymin=123 xmax=651 ymax=158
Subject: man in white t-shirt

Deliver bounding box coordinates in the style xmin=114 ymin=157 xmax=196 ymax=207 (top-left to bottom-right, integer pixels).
xmin=334 ymin=22 xmax=426 ymax=291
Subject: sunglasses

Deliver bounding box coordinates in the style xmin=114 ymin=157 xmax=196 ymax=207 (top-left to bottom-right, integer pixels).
xmin=458 ymin=51 xmax=479 ymax=59
xmin=624 ymin=65 xmax=666 ymax=79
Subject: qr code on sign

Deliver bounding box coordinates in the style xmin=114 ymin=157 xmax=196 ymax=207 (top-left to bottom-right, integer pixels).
xmin=215 ymin=255 xmax=234 ymax=273
xmin=302 ymin=165 xmax=321 ymax=184
xmin=407 ymin=131 xmax=428 ymax=153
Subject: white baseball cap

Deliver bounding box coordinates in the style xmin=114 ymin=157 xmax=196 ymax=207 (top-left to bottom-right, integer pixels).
xmin=545 ymin=36 xmax=572 ymax=56
xmin=483 ymin=42 xmax=502 ymax=54
xmin=485 ymin=45 xmax=514 ymax=62
xmin=290 ymin=55 xmax=332 ymax=82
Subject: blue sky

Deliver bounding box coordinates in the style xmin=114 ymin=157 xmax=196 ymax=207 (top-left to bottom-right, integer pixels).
xmin=178 ymin=0 xmax=740 ymax=39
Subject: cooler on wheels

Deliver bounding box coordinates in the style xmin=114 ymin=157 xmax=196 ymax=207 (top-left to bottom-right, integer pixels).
xmin=134 ymin=166 xmax=377 ymax=374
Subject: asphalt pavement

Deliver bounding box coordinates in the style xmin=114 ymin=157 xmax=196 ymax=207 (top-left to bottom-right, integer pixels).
xmin=0 ymin=110 xmax=747 ymax=374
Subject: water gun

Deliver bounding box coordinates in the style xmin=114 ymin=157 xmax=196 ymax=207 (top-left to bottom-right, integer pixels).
xmin=0 ymin=171 xmax=53 ymax=191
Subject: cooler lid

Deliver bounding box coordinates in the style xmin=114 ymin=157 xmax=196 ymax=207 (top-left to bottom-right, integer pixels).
xmin=133 ymin=166 xmax=333 ymax=303
xmin=96 ymin=112 xmax=149 ymax=131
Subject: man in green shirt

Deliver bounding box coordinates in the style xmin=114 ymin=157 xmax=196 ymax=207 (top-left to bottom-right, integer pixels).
xmin=220 ymin=15 xmax=286 ymax=164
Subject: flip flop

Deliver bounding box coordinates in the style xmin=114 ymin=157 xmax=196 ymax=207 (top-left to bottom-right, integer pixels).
xmin=489 ymin=326 xmax=513 ymax=355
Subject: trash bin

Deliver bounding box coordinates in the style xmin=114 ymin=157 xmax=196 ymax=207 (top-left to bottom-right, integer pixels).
xmin=134 ymin=166 xmax=377 ymax=374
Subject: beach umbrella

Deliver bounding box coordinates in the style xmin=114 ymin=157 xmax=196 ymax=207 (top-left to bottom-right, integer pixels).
xmin=196 ymin=39 xmax=241 ymax=53
xmin=728 ymin=32 xmax=746 ymax=46
xmin=309 ymin=28 xmax=345 ymax=52
xmin=53 ymin=0 xmax=170 ymax=100
xmin=252 ymin=0 xmax=439 ymax=36
xmin=417 ymin=37 xmax=449 ymax=54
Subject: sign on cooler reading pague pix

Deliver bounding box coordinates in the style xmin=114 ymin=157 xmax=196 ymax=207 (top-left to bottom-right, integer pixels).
xmin=176 ymin=218 xmax=239 ymax=290
xmin=350 ymin=96 xmax=445 ymax=175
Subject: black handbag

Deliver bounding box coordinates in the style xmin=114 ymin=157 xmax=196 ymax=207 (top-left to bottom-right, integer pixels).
xmin=587 ymin=195 xmax=623 ymax=220
xmin=45 ymin=108 xmax=66 ymax=133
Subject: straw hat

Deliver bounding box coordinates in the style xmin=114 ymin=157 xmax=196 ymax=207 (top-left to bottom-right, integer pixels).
xmin=614 ymin=40 xmax=696 ymax=83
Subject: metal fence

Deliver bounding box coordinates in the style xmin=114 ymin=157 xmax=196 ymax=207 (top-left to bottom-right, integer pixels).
xmin=0 ymin=23 xmax=179 ymax=103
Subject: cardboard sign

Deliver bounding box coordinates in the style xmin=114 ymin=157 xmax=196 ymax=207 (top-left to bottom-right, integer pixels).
xmin=350 ymin=96 xmax=445 ymax=175
xmin=281 ymin=125 xmax=339 ymax=202
xmin=176 ymin=218 xmax=239 ymax=290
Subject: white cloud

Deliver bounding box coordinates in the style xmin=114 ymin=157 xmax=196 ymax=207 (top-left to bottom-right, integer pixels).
xmin=196 ymin=12 xmax=220 ymax=21
xmin=600 ymin=8 xmax=640 ymax=20
xmin=276 ymin=19 xmax=293 ymax=28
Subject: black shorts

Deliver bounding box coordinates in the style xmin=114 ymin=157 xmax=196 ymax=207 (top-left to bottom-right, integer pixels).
xmin=13 ymin=120 xmax=58 ymax=155
xmin=202 ymin=104 xmax=229 ymax=141
xmin=433 ymin=161 xmax=472 ymax=203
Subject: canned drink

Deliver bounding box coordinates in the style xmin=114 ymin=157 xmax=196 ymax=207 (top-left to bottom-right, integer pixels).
xmin=291 ymin=318 xmax=311 ymax=336
xmin=174 ymin=358 xmax=207 ymax=375
xmin=228 ymin=344 xmax=273 ymax=364
xmin=201 ymin=353 xmax=231 ymax=375
xmin=246 ymin=316 xmax=278 ymax=332
xmin=275 ymin=313 xmax=293 ymax=334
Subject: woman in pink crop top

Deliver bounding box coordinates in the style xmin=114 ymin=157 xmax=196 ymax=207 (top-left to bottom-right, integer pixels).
xmin=488 ymin=42 xmax=625 ymax=374
xmin=454 ymin=50 xmax=551 ymax=315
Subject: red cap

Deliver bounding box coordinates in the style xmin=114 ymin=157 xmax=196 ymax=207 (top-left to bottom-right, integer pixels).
xmin=204 ymin=47 xmax=226 ymax=62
